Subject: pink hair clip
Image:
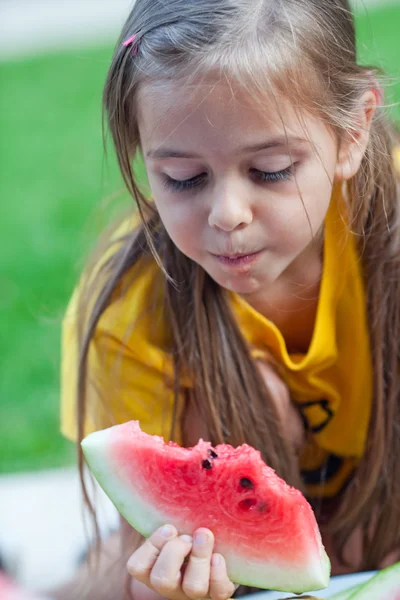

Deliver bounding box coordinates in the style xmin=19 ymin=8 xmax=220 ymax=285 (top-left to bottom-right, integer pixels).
xmin=372 ymin=86 xmax=384 ymax=106
xmin=123 ymin=34 xmax=139 ymax=56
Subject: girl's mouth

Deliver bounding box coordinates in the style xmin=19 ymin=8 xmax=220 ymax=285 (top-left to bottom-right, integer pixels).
xmin=212 ymin=250 xmax=263 ymax=269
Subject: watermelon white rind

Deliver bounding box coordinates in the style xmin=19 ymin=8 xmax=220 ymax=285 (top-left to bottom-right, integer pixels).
xmin=345 ymin=561 xmax=400 ymax=598
xmin=82 ymin=425 xmax=171 ymax=538
xmin=82 ymin=421 xmax=330 ymax=594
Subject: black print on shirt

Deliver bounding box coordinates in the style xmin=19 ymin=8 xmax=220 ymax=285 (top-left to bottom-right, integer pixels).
xmin=301 ymin=453 xmax=344 ymax=485
xmin=298 ymin=398 xmax=334 ymax=434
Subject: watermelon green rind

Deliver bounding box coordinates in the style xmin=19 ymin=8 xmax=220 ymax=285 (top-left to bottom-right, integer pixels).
xmin=82 ymin=421 xmax=330 ymax=594
xmin=221 ymin=549 xmax=330 ymax=592
xmin=327 ymin=583 xmax=362 ymax=599
xmin=284 ymin=597 xmax=324 ymax=599
xmin=82 ymin=427 xmax=171 ymax=538
xmin=345 ymin=561 xmax=400 ymax=598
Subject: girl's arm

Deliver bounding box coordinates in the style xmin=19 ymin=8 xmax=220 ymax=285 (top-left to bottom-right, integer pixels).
xmin=255 ymin=359 xmax=305 ymax=453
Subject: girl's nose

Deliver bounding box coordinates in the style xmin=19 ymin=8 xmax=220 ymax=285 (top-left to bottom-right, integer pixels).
xmin=208 ymin=182 xmax=253 ymax=232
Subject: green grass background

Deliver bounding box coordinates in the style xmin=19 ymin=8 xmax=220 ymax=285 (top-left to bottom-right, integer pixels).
xmin=0 ymin=5 xmax=399 ymax=473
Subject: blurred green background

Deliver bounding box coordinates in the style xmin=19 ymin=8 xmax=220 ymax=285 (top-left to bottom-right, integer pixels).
xmin=0 ymin=3 xmax=399 ymax=474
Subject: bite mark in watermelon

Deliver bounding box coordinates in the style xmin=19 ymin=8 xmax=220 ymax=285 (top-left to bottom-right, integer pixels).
xmin=82 ymin=421 xmax=330 ymax=594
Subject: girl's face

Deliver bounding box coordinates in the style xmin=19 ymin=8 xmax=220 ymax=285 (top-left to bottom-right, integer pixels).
xmin=138 ymin=79 xmax=340 ymax=300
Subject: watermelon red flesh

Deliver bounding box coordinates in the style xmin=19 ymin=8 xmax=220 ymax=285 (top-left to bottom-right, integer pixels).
xmin=82 ymin=420 xmax=330 ymax=594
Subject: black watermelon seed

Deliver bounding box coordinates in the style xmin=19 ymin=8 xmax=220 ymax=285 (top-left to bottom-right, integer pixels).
xmin=202 ymin=459 xmax=213 ymax=470
xmin=209 ymin=449 xmax=219 ymax=459
xmin=239 ymin=477 xmax=254 ymax=489
xmin=239 ymin=498 xmax=258 ymax=510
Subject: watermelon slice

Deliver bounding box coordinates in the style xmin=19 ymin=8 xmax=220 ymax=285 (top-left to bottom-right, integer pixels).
xmin=316 ymin=562 xmax=400 ymax=600
xmin=284 ymin=562 xmax=400 ymax=599
xmin=82 ymin=421 xmax=330 ymax=593
xmin=327 ymin=584 xmax=360 ymax=600
xmin=344 ymin=561 xmax=400 ymax=599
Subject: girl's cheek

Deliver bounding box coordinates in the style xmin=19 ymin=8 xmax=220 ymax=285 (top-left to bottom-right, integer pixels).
xmin=166 ymin=204 xmax=201 ymax=235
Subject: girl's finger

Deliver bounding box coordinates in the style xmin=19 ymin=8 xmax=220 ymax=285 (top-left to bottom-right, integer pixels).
xmin=127 ymin=524 xmax=178 ymax=582
xmin=182 ymin=528 xmax=214 ymax=599
xmin=149 ymin=534 xmax=193 ymax=599
xmin=209 ymin=554 xmax=236 ymax=600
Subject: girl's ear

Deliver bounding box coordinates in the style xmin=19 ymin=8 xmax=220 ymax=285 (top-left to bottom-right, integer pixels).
xmin=334 ymin=90 xmax=378 ymax=181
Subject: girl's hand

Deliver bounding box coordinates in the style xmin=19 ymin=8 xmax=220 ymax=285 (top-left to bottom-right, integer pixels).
xmin=127 ymin=525 xmax=236 ymax=600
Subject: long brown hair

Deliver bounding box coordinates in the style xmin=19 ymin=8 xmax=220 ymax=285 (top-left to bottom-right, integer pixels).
xmin=74 ymin=0 xmax=400 ymax=589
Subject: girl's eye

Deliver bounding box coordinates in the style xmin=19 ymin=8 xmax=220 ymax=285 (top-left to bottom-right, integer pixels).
xmin=250 ymin=165 xmax=294 ymax=183
xmin=163 ymin=173 xmax=207 ymax=192
xmin=162 ymin=164 xmax=294 ymax=193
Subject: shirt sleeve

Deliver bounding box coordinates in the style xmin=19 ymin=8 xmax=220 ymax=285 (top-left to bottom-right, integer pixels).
xmin=60 ymin=265 xmax=183 ymax=444
xmin=394 ymin=145 xmax=400 ymax=173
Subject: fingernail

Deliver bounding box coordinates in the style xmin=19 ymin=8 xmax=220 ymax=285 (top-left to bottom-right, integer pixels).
xmin=194 ymin=531 xmax=208 ymax=545
xmin=180 ymin=534 xmax=193 ymax=543
xmin=161 ymin=525 xmax=174 ymax=538
xmin=211 ymin=554 xmax=221 ymax=567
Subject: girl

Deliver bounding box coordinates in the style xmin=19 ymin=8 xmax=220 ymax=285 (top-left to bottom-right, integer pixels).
xmin=60 ymin=0 xmax=400 ymax=598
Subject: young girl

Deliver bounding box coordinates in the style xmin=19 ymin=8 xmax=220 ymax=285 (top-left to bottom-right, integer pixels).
xmin=60 ymin=0 xmax=400 ymax=598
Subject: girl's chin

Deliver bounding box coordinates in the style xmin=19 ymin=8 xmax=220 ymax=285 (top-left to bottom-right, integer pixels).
xmin=200 ymin=261 xmax=276 ymax=295
xmin=214 ymin=273 xmax=264 ymax=295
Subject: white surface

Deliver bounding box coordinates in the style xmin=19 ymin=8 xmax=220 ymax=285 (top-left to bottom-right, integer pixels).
xmin=253 ymin=572 xmax=375 ymax=599
xmin=0 ymin=468 xmax=119 ymax=590
xmin=0 ymin=0 xmax=133 ymax=59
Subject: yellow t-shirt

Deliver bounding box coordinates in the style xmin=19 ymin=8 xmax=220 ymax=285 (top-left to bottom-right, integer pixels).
xmin=61 ymin=191 xmax=372 ymax=499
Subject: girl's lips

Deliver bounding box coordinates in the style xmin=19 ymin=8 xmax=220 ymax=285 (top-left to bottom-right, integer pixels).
xmin=211 ymin=250 xmax=263 ymax=269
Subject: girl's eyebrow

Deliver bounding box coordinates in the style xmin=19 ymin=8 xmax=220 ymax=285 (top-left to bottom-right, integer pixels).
xmin=147 ymin=135 xmax=308 ymax=159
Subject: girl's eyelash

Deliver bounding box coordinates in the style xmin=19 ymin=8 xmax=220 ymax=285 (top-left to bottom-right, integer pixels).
xmin=250 ymin=165 xmax=294 ymax=183
xmin=163 ymin=165 xmax=294 ymax=192
xmin=163 ymin=173 xmax=207 ymax=192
